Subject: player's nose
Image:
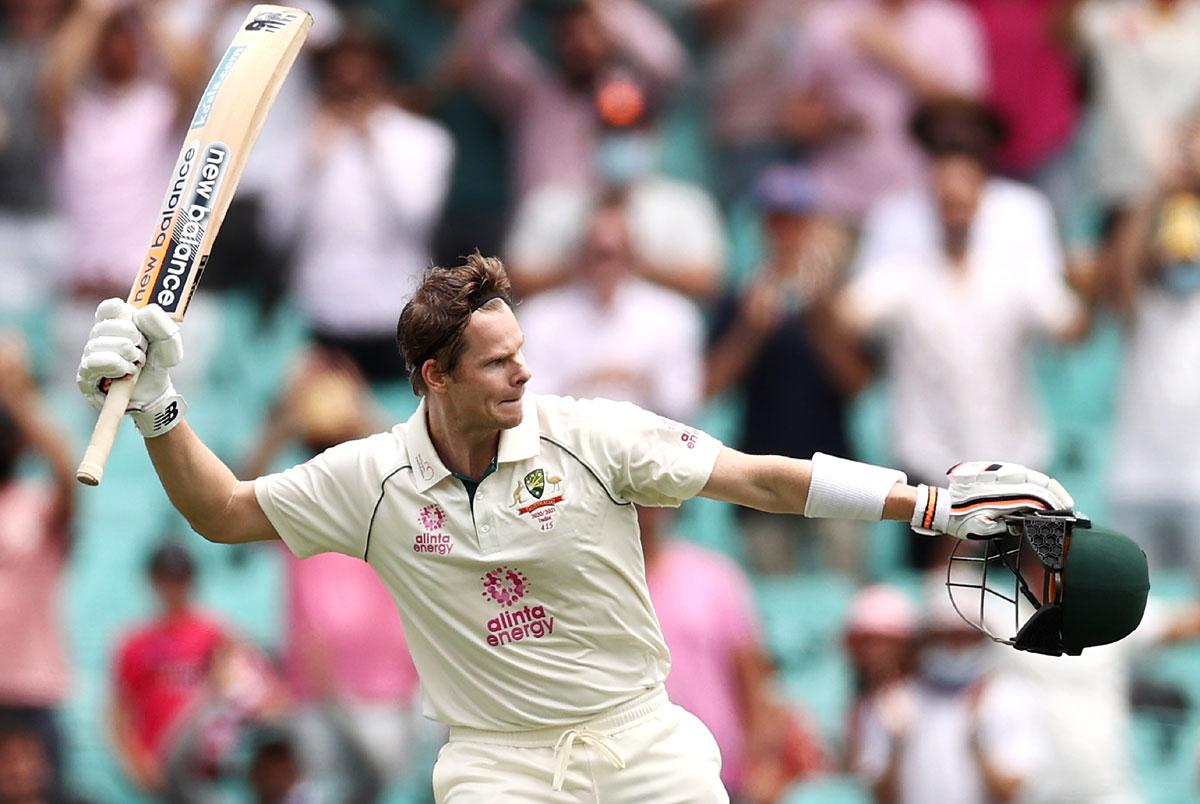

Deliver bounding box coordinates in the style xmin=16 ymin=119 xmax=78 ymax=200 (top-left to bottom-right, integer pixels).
xmin=513 ymin=351 xmax=532 ymax=386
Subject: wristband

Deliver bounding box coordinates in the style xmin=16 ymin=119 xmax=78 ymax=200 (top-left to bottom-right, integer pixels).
xmin=910 ymin=483 xmax=951 ymax=535
xmin=804 ymin=453 xmax=907 ymax=521
xmin=130 ymin=388 xmax=187 ymax=438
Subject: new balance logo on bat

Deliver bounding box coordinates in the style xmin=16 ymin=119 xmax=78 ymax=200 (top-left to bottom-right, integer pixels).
xmin=245 ymin=11 xmax=297 ymax=32
xmin=153 ymin=402 xmax=180 ymax=430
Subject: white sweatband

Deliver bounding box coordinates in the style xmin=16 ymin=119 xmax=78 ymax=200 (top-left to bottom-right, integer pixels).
xmin=804 ymin=453 xmax=907 ymax=521
xmin=910 ymin=483 xmax=951 ymax=535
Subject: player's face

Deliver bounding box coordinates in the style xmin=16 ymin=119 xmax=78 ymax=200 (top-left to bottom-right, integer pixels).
xmin=447 ymin=304 xmax=532 ymax=431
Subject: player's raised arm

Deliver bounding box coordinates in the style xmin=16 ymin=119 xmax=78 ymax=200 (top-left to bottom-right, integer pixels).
xmin=700 ymin=448 xmax=1075 ymax=540
xmin=77 ymin=300 xmax=278 ymax=544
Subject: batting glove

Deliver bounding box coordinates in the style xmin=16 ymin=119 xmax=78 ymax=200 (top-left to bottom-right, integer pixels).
xmin=76 ymin=299 xmax=187 ymax=437
xmin=911 ymin=461 xmax=1075 ymax=540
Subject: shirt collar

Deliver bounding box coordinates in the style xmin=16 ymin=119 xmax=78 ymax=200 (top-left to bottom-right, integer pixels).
xmin=405 ymin=394 xmax=541 ymax=493
xmin=405 ymin=399 xmax=452 ymax=493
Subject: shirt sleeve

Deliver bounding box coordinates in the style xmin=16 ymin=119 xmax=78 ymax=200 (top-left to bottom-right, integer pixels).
xmin=254 ymin=437 xmax=387 ymax=560
xmin=570 ymin=398 xmax=723 ymax=507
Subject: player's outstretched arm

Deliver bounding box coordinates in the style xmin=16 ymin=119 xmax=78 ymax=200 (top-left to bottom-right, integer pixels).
xmin=77 ymin=299 xmax=278 ymax=544
xmin=700 ymin=448 xmax=1075 ymax=540
xmin=700 ymin=447 xmax=916 ymax=521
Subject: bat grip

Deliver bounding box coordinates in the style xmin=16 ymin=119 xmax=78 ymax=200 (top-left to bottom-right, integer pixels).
xmin=76 ymin=375 xmax=137 ymax=486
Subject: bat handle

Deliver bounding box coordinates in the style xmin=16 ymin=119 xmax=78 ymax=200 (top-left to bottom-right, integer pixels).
xmin=76 ymin=375 xmax=137 ymax=486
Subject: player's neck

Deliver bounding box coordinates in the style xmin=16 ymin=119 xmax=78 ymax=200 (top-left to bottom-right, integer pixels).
xmin=425 ymin=405 xmax=500 ymax=480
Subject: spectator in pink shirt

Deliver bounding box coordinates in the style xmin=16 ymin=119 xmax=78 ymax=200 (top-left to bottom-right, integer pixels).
xmin=641 ymin=506 xmax=822 ymax=801
xmin=446 ymin=0 xmax=687 ymax=199
xmin=841 ymin=584 xmax=917 ymax=774
xmin=244 ymin=351 xmax=433 ymax=791
xmin=784 ymin=0 xmax=987 ymax=224
xmin=110 ymin=543 xmax=230 ymax=797
xmin=0 ymin=339 xmax=75 ymax=795
xmin=40 ymin=0 xmax=210 ymax=390
xmin=965 ymin=0 xmax=1082 ymax=235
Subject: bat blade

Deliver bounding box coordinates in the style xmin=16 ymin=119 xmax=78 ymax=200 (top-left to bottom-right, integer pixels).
xmin=77 ymin=4 xmax=313 ymax=486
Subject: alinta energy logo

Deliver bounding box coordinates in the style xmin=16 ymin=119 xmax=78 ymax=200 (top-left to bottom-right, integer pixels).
xmin=413 ymin=504 xmax=452 ymax=556
xmin=480 ymin=566 xmax=554 ymax=647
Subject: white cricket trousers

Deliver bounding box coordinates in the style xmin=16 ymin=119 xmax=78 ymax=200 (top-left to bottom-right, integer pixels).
xmin=432 ymin=687 xmax=728 ymax=803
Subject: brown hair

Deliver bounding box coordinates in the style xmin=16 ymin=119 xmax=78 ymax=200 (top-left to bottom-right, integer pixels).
xmin=397 ymin=252 xmax=515 ymax=395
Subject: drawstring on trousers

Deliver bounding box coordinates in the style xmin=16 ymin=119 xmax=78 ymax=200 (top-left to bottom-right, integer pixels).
xmin=551 ymin=728 xmax=626 ymax=791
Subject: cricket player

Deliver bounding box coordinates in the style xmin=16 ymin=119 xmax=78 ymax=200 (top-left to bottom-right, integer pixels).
xmin=76 ymin=254 xmax=1074 ymax=802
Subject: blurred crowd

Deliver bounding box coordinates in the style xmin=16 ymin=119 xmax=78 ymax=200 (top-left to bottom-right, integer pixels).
xmin=5 ymin=0 xmax=1200 ymax=801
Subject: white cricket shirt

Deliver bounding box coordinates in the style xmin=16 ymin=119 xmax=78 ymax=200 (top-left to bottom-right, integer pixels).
xmin=255 ymin=393 xmax=722 ymax=731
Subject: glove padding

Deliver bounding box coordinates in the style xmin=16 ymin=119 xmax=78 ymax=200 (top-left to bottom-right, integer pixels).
xmin=912 ymin=461 xmax=1075 ymax=540
xmin=76 ymin=299 xmax=187 ymax=437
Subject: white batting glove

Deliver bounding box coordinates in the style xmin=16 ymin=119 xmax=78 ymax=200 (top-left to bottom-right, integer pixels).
xmin=911 ymin=461 xmax=1075 ymax=540
xmin=76 ymin=299 xmax=187 ymax=437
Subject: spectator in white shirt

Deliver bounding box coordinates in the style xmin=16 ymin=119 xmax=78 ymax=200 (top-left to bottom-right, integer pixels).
xmin=263 ymin=21 xmax=454 ymax=382
xmin=1105 ymin=112 xmax=1200 ymax=580
xmin=855 ymin=582 xmax=1045 ymax=804
xmin=836 ymin=98 xmax=1089 ymax=569
xmin=166 ymin=0 xmax=339 ymax=312
xmin=1076 ymin=0 xmax=1200 ymax=226
xmin=518 ymin=197 xmax=704 ymax=423
xmin=988 ymin=552 xmax=1200 ymax=804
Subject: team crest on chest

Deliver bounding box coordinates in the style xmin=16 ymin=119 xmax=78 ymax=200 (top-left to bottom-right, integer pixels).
xmin=524 ymin=468 xmax=545 ymax=499
xmin=511 ymin=468 xmax=565 ymax=531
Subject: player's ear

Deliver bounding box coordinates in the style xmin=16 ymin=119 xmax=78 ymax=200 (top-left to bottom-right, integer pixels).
xmin=422 ymin=358 xmax=449 ymax=394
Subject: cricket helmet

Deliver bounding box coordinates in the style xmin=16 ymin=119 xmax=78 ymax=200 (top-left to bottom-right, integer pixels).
xmin=945 ymin=510 xmax=1150 ymax=656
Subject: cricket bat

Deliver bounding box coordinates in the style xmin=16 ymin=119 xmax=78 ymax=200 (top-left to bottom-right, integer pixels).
xmin=76 ymin=5 xmax=313 ymax=486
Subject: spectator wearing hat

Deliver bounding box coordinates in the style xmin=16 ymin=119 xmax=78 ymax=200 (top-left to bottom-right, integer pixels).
xmin=109 ymin=543 xmax=231 ymax=797
xmin=836 ymin=97 xmax=1090 ymax=570
xmin=706 ymin=165 xmax=870 ymax=577
xmin=957 ymin=524 xmax=1200 ymax=804
xmin=854 ymin=582 xmax=1046 ymax=804
xmin=841 ymin=585 xmax=917 ymax=774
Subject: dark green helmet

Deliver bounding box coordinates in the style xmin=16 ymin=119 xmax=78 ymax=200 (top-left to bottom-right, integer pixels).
xmin=946 ymin=511 xmax=1150 ymax=656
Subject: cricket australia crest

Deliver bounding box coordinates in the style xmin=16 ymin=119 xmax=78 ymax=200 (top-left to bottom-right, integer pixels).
xmin=512 ymin=468 xmax=565 ymax=531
